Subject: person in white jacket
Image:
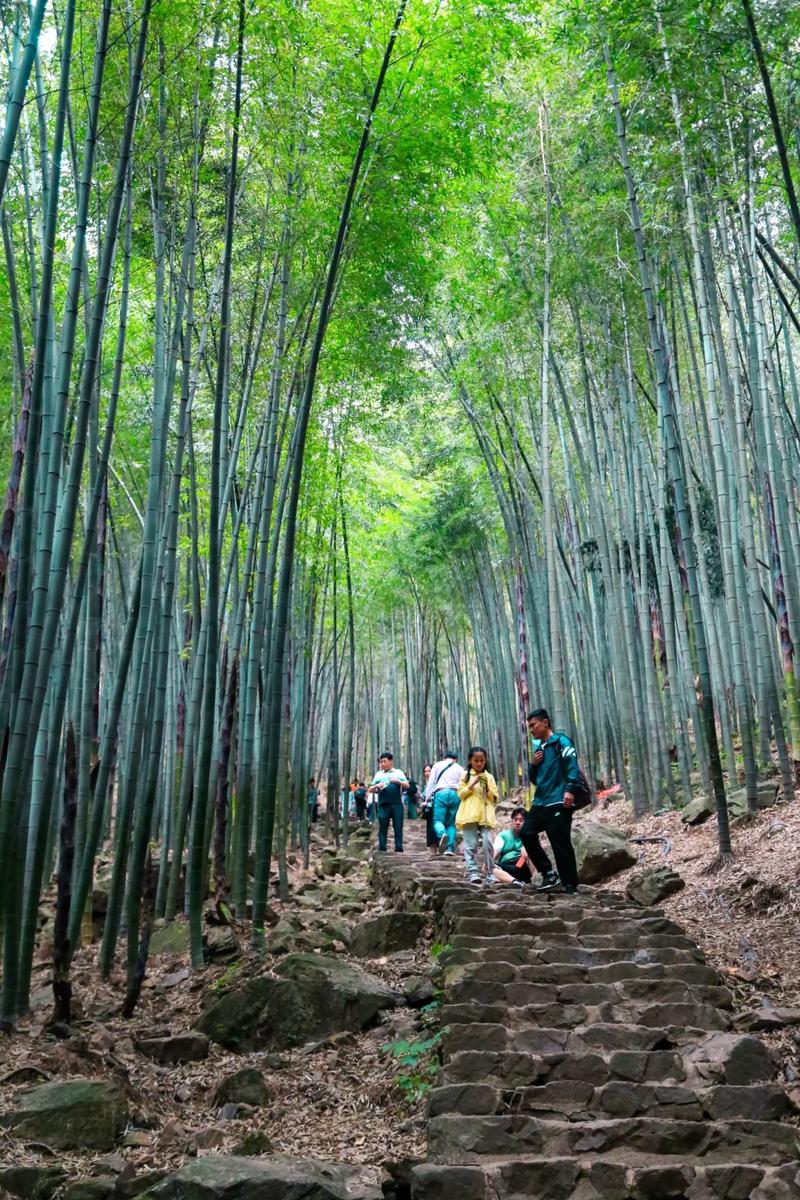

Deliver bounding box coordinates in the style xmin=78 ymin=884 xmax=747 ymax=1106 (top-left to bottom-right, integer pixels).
xmin=424 ymin=750 xmax=464 ymax=855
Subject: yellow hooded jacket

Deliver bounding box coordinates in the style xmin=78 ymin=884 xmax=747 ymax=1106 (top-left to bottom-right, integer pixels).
xmin=455 ymin=770 xmax=499 ymax=829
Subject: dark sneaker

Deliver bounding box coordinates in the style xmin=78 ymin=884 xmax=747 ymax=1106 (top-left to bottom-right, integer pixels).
xmin=562 ymin=884 xmax=577 ymax=895
xmin=437 ymin=832 xmax=448 ymax=854
xmin=537 ymin=870 xmax=560 ymax=892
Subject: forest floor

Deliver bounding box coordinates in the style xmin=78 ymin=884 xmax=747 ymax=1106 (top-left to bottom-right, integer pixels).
xmin=0 ymin=796 xmax=799 ymax=1194
xmin=589 ymin=790 xmax=800 ymax=1092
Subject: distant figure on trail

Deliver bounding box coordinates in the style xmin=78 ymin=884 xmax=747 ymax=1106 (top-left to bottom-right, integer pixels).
xmin=456 ymin=746 xmax=498 ymax=885
xmin=368 ymin=752 xmax=408 ymax=852
xmin=406 ymin=777 xmax=420 ymax=819
xmin=307 ymin=777 xmax=320 ymax=825
xmin=493 ymin=806 xmax=532 ymax=887
xmin=523 ymin=708 xmax=580 ymax=894
xmin=353 ymin=778 xmax=368 ymax=823
xmin=420 ymin=763 xmax=438 ymax=847
xmin=426 ymin=750 xmax=464 ymax=855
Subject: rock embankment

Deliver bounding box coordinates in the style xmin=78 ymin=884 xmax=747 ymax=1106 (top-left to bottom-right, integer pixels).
xmin=374 ymin=839 xmax=800 ymax=1200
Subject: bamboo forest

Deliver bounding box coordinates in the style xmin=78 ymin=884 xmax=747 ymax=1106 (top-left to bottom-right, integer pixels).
xmin=2 ymin=0 xmax=800 ymax=1190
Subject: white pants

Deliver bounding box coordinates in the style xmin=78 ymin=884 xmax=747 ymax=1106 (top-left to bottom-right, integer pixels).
xmin=461 ymin=824 xmax=493 ymax=880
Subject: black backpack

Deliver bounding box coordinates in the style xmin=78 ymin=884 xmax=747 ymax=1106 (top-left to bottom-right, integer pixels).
xmin=551 ymin=733 xmax=594 ymax=811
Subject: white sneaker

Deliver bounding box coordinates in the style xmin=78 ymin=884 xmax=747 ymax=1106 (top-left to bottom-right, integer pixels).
xmin=437 ymin=832 xmax=448 ymax=854
xmin=443 ymin=848 xmax=454 ymax=856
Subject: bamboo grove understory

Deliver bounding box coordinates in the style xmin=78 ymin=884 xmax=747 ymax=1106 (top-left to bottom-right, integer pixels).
xmin=0 ymin=0 xmax=800 ymax=1022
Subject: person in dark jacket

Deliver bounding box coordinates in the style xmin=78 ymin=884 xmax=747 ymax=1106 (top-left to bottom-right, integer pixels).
xmin=521 ymin=708 xmax=580 ymax=894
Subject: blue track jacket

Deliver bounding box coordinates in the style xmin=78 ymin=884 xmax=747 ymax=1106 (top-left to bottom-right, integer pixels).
xmin=528 ymin=732 xmax=581 ymax=807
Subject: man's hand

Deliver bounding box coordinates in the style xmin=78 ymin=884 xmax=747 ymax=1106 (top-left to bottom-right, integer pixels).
xmin=532 ymin=749 xmax=544 ymax=765
xmin=563 ymin=792 xmax=575 ymax=810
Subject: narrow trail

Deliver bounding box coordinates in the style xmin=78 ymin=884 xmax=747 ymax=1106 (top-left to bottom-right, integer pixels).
xmin=375 ymin=826 xmax=800 ymax=1200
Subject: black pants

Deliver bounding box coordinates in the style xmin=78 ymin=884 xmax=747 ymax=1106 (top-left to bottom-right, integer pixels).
xmin=378 ymin=800 xmax=404 ymax=851
xmin=424 ymin=808 xmax=437 ymax=846
xmin=355 ymin=796 xmax=367 ymax=821
xmin=521 ymin=804 xmax=578 ymax=888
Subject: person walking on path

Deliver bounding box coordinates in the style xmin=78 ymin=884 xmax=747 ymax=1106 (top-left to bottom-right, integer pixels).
xmin=420 ymin=763 xmax=438 ymax=848
xmin=522 ymin=708 xmax=580 ymax=894
xmin=406 ymin=777 xmax=420 ymax=819
xmin=368 ymin=752 xmax=408 ymax=852
xmin=493 ymin=806 xmax=533 ymax=886
xmin=425 ymin=750 xmax=464 ymax=855
xmin=307 ymin=777 xmax=320 ymax=825
xmin=353 ymin=778 xmax=368 ymax=823
xmin=456 ymin=746 xmax=498 ymax=885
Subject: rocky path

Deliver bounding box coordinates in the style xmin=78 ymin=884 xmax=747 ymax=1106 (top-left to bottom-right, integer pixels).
xmin=375 ymin=831 xmax=800 ymax=1200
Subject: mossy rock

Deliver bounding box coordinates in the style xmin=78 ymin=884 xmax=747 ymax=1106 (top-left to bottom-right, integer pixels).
xmin=196 ymin=954 xmax=397 ymax=1051
xmin=0 ymin=1079 xmax=128 ymax=1150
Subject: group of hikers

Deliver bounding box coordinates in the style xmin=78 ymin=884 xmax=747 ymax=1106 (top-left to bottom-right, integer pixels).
xmin=311 ymin=707 xmax=584 ymax=895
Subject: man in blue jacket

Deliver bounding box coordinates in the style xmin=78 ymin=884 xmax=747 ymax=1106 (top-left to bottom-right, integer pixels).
xmin=522 ymin=708 xmax=580 ymax=894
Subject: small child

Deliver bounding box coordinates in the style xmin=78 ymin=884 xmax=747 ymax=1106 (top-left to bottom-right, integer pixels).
xmin=456 ymin=746 xmax=499 ymax=885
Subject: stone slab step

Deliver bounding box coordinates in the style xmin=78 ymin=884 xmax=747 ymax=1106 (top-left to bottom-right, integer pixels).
xmin=442 ymin=1047 xmax=691 ymax=1088
xmin=427 ymin=1112 xmax=800 ymax=1165
xmin=440 ymin=1000 xmax=732 ymax=1033
xmin=442 ymin=1033 xmax=779 ymax=1089
xmin=410 ymin=1158 xmax=800 ymax=1199
xmin=447 ymin=975 xmax=732 ymax=1009
xmin=427 ymin=1079 xmax=791 ymax=1122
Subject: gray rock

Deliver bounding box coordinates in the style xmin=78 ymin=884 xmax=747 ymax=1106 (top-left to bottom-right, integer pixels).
xmin=62 ymin=1180 xmax=117 ymax=1200
xmin=735 ymin=1007 xmax=800 ymax=1032
xmin=350 ymin=912 xmax=425 ymax=957
xmin=681 ymin=794 xmax=714 ymax=826
xmin=204 ymin=926 xmax=239 ymax=963
xmin=404 ymin=975 xmax=436 ymax=1008
xmin=317 ymin=850 xmax=359 ymax=878
xmin=213 ymin=1067 xmax=270 ymax=1108
xmin=0 ymin=1078 xmax=128 ymax=1150
xmin=571 ymin=823 xmax=636 ymax=883
xmin=149 ymin=920 xmax=190 ymax=955
xmin=135 ymin=1031 xmax=209 ymax=1064
xmin=626 ymin=866 xmax=685 ymax=907
xmin=0 ymin=1166 xmax=67 ymax=1200
xmin=149 ymin=1156 xmax=381 ymax=1199
xmin=196 ymin=954 xmax=397 ymax=1050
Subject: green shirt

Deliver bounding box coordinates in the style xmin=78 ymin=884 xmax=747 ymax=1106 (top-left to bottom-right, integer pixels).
xmin=496 ymin=828 xmax=524 ymax=866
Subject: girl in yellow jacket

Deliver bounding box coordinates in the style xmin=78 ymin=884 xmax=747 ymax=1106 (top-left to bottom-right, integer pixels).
xmin=456 ymin=746 xmax=499 ymax=885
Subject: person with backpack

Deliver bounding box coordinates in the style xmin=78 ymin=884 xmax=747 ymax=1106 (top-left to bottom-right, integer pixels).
xmin=522 ymin=707 xmax=584 ymax=894
xmin=406 ymin=777 xmax=420 ymax=819
xmin=425 ymin=750 xmax=464 ymax=855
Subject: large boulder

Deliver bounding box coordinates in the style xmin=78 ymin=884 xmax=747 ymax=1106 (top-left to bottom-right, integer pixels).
xmin=0 ymin=1079 xmax=128 ymax=1150
xmin=681 ymin=794 xmax=714 ymax=826
xmin=196 ymin=954 xmax=398 ymax=1050
xmin=572 ymin=823 xmax=636 ymax=883
xmin=150 ymin=1156 xmax=381 ymax=1200
xmin=350 ymin=912 xmax=425 ymax=958
xmin=626 ymin=866 xmax=685 ymax=907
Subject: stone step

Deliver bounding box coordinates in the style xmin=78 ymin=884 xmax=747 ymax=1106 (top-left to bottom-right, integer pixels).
xmin=447 ymin=975 xmax=732 ymax=1009
xmin=410 ymin=1159 xmax=800 ymax=1200
xmin=427 ymin=1112 xmax=800 ymax=1165
xmin=427 ymin=1079 xmax=791 ymax=1122
xmin=442 ymin=1035 xmax=779 ymax=1090
xmin=440 ymin=1000 xmax=732 ymax=1033
xmin=442 ymin=1047 xmax=691 ymax=1088
xmin=454 ymin=957 xmax=723 ymax=986
xmin=447 ymin=937 xmax=705 ymax=966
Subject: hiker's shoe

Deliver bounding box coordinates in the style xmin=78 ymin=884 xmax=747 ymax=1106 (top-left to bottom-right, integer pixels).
xmin=510 ymin=879 xmax=525 ymax=888
xmin=537 ymin=870 xmax=560 ymax=892
xmin=483 ymin=875 xmax=497 ymax=887
xmin=437 ymin=832 xmax=448 ymax=854
xmin=443 ymin=848 xmax=454 ymax=856
xmin=562 ymin=884 xmax=577 ymax=895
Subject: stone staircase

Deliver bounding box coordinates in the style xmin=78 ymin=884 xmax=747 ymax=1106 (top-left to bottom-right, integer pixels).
xmin=374 ymin=833 xmax=800 ymax=1200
